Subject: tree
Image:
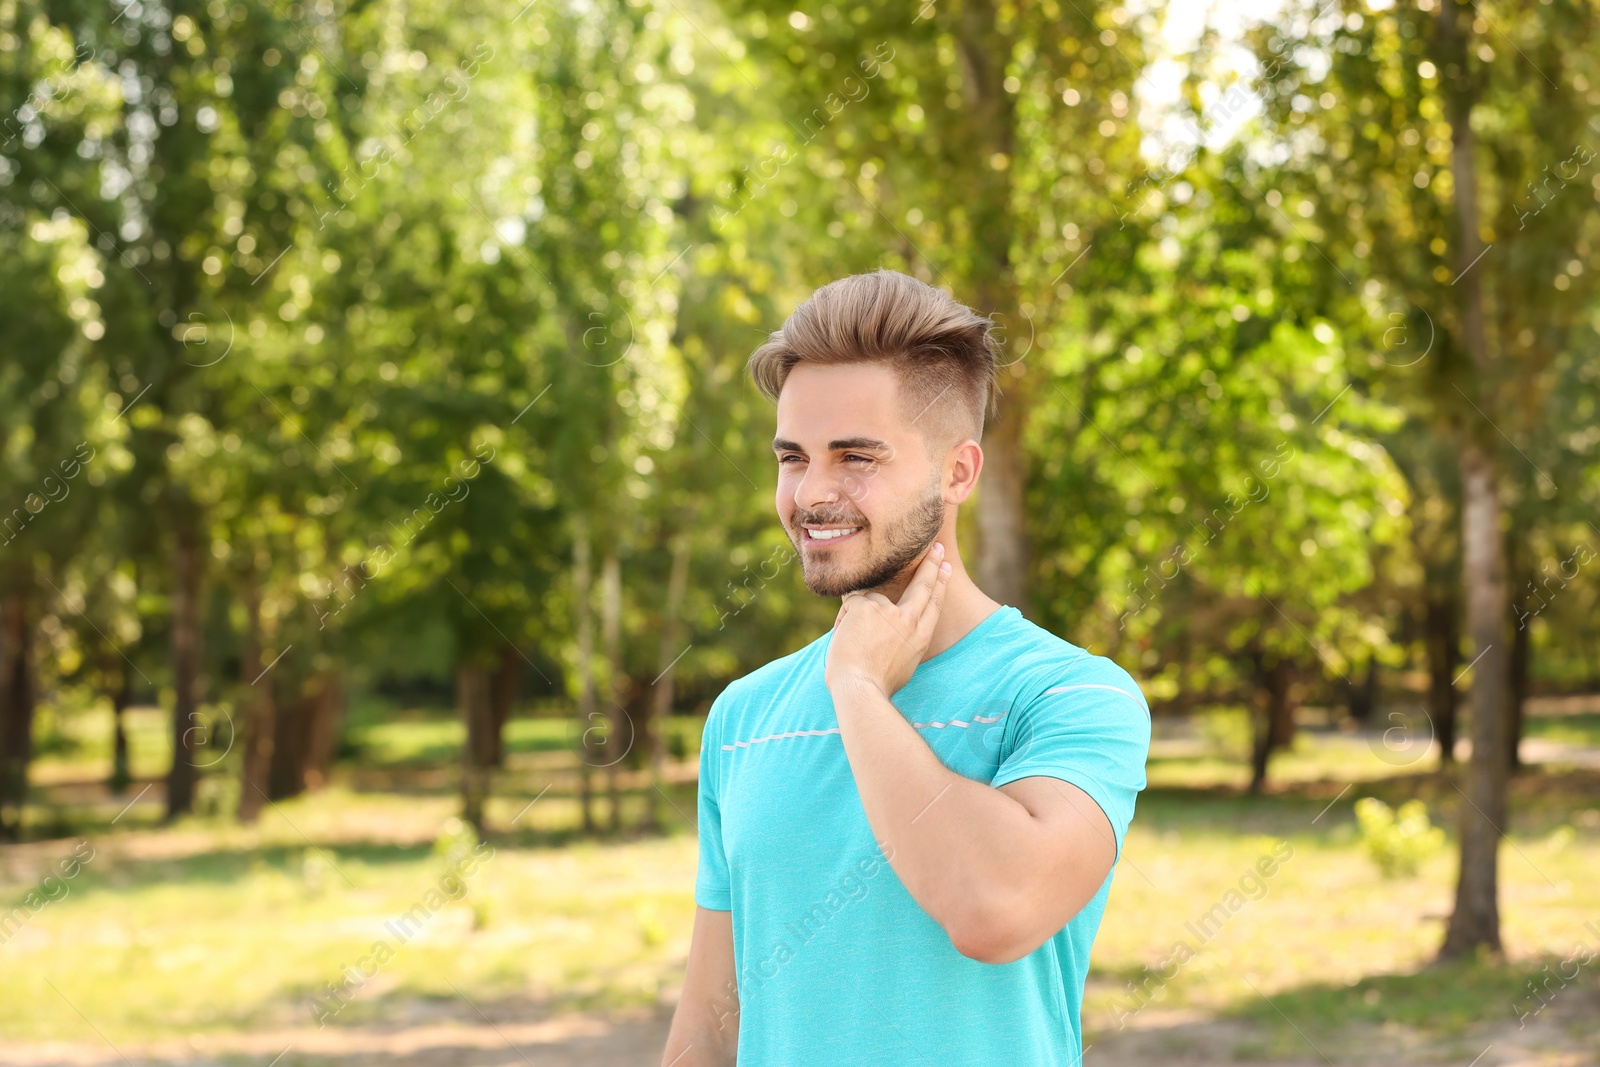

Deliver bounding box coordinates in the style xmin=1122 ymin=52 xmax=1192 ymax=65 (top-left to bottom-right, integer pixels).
xmin=1253 ymin=0 xmax=1600 ymax=954
xmin=0 ymin=188 xmax=107 ymax=835
xmin=710 ymin=0 xmax=1155 ymax=616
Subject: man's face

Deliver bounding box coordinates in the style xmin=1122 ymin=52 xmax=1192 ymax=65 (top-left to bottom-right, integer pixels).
xmin=773 ymin=363 xmax=947 ymax=598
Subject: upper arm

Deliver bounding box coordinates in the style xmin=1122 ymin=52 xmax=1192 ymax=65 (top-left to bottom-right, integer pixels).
xmin=978 ymin=664 xmax=1151 ymax=962
xmin=989 ymin=776 xmax=1117 ymax=960
xmin=664 ymin=695 xmax=739 ymax=1065
xmin=695 ymin=695 xmax=732 ymax=910
xmin=989 ymin=668 xmax=1151 ymax=860
xmin=661 ymin=906 xmax=739 ymax=1067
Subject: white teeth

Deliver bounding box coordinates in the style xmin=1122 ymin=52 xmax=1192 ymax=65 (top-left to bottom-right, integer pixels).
xmin=808 ymin=527 xmax=860 ymax=540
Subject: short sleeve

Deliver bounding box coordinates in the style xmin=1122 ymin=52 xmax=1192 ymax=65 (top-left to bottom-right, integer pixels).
xmin=694 ymin=691 xmax=732 ymax=911
xmin=988 ymin=659 xmax=1151 ymax=860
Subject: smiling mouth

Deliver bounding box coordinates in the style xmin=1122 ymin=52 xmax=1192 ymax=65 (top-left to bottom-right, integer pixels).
xmin=801 ymin=525 xmax=864 ymax=545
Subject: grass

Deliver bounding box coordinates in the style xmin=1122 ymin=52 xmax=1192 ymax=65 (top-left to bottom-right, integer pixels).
xmin=4 ymin=699 xmax=1600 ymax=1056
xmin=27 ymin=701 xmax=707 ymax=785
xmin=1082 ymin=786 xmax=1600 ymax=1047
xmin=346 ymin=713 xmax=704 ymax=768
xmin=2 ymin=786 xmax=705 ymax=1040
xmin=1524 ymin=711 xmax=1600 ymax=747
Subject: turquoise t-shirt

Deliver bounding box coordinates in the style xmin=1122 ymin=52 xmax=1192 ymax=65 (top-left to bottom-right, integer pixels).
xmin=694 ymin=604 xmax=1151 ymax=1065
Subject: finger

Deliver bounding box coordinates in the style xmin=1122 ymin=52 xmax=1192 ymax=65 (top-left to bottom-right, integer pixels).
xmin=854 ymin=592 xmax=907 ymax=637
xmin=837 ymin=589 xmax=868 ymax=617
xmin=916 ymin=559 xmax=953 ymax=644
xmin=857 ymin=590 xmax=921 ymax=653
xmin=859 ymin=591 xmax=896 ymax=612
xmin=896 ymin=542 xmax=946 ymax=618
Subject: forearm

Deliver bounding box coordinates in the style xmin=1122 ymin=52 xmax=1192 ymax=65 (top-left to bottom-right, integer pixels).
xmin=828 ymin=676 xmax=1044 ymax=954
xmin=660 ymin=1014 xmax=737 ymax=1067
xmin=661 ymin=989 xmax=738 ymax=1067
xmin=662 ymin=906 xmax=740 ymax=1066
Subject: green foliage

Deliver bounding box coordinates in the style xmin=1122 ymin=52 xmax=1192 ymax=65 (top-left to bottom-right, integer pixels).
xmin=1196 ymin=706 xmax=1253 ymax=759
xmin=2 ymin=0 xmax=1597 ymax=834
xmin=1355 ymin=796 xmax=1446 ymax=878
xmin=667 ymin=724 xmax=690 ymax=761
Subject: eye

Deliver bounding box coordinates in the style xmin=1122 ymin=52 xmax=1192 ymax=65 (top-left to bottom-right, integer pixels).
xmin=844 ymin=454 xmax=875 ymax=465
xmin=777 ymin=454 xmax=804 ymax=464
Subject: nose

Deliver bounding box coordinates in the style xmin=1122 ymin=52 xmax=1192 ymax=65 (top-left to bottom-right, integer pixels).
xmin=793 ymin=461 xmax=848 ymax=515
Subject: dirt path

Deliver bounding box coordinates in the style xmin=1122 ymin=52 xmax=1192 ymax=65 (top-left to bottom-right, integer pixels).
xmin=3 ymin=1007 xmax=1594 ymax=1067
xmin=0 ymin=1010 xmax=672 ymax=1067
xmin=1088 ymin=1007 xmax=1598 ymax=1067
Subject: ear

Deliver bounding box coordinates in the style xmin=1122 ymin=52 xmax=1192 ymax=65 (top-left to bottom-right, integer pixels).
xmin=943 ymin=439 xmax=983 ymax=505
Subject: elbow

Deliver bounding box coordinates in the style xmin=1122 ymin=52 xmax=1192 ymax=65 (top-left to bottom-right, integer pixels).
xmin=950 ymin=932 xmax=1015 ymax=966
xmin=945 ymin=901 xmax=1034 ymax=966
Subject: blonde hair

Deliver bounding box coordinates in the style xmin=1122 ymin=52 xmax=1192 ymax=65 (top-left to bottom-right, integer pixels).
xmin=747 ymin=269 xmax=999 ymax=445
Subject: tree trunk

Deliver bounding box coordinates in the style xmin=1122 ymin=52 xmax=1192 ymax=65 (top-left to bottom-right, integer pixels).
xmin=954 ymin=12 xmax=1030 ymax=617
xmin=1504 ymin=527 xmax=1532 ymax=774
xmin=974 ymin=400 xmax=1030 ymax=613
xmin=601 ymin=550 xmax=624 ymax=832
xmin=644 ymin=532 xmax=692 ymax=832
xmin=110 ymin=660 xmax=133 ymax=795
xmin=573 ymin=515 xmax=597 ymax=833
xmin=267 ymin=681 xmax=307 ymax=801
xmin=237 ymin=580 xmax=277 ymax=823
xmin=0 ymin=589 xmax=35 ymax=839
xmin=1346 ymin=651 xmax=1380 ymax=725
xmin=458 ymin=662 xmax=495 ymax=832
xmin=267 ymin=672 xmax=340 ymax=801
xmin=488 ymin=643 xmax=521 ymax=769
xmin=1248 ymin=655 xmax=1292 ymax=795
xmin=166 ymin=516 xmax=203 ymax=820
xmin=110 ymin=561 xmax=142 ymax=796
xmin=1437 ymin=0 xmax=1511 ymax=960
xmin=1426 ymin=594 xmax=1461 ymax=766
xmin=1507 ymin=607 xmax=1530 ymax=774
xmin=1442 ymin=440 xmax=1511 ymax=956
xmin=302 ymin=672 xmax=342 ymax=791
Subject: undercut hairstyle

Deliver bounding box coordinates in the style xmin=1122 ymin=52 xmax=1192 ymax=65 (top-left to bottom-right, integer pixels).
xmin=747 ymin=269 xmax=1000 ymax=450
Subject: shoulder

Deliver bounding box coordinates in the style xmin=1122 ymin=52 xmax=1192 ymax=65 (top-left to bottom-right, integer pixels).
xmin=701 ymin=632 xmax=831 ymax=761
xmin=708 ymin=629 xmax=831 ymax=720
xmin=999 ymin=613 xmax=1150 ymax=720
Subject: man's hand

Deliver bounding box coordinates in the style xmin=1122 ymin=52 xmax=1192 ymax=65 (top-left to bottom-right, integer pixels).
xmin=825 ymin=540 xmax=953 ymax=697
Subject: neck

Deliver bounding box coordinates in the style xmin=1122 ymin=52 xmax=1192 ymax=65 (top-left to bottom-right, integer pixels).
xmin=866 ymin=536 xmax=1004 ymax=661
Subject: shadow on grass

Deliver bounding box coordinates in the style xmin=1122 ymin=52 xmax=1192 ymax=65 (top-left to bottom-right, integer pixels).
xmin=21 ymin=784 xmax=697 ymax=903
xmin=1224 ymin=950 xmax=1600 ymax=1049
xmin=484 ymin=781 xmax=700 ymax=852
xmin=1523 ymin=711 xmax=1600 ymax=746
xmin=14 ymin=780 xmax=701 ymax=884
xmin=44 ymin=840 xmax=439 ymax=899
xmin=1086 ymin=952 xmax=1600 ymax=1065
xmin=1137 ymin=766 xmax=1600 ymax=837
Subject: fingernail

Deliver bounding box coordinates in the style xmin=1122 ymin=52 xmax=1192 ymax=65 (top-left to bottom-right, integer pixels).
xmin=940 ymin=561 xmax=951 ymax=575
xmin=933 ymin=542 xmax=945 ymax=556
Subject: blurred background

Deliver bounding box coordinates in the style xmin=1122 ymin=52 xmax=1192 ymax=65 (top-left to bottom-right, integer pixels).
xmin=2 ymin=0 xmax=1598 ymax=1063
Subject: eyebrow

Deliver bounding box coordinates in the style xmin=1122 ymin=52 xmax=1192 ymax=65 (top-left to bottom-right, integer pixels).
xmin=772 ymin=437 xmax=893 ymax=453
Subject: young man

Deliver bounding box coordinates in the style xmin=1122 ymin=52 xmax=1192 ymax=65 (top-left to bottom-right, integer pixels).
xmin=660 ymin=269 xmax=1150 ymax=1066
